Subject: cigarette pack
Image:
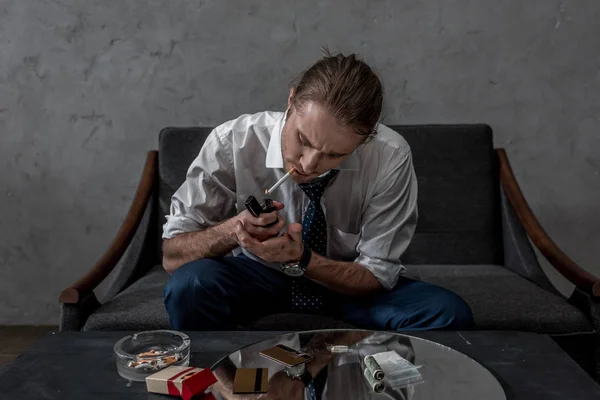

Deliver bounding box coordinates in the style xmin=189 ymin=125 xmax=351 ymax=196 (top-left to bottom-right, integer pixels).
xmin=145 ymin=365 xmax=217 ymax=400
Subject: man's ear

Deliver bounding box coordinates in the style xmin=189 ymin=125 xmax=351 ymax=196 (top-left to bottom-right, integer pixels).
xmin=287 ymin=88 xmax=294 ymax=108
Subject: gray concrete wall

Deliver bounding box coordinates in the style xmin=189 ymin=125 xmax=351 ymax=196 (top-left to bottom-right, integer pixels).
xmin=0 ymin=0 xmax=598 ymax=324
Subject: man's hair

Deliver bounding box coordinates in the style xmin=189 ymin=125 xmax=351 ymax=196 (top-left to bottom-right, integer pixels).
xmin=290 ymin=49 xmax=383 ymax=138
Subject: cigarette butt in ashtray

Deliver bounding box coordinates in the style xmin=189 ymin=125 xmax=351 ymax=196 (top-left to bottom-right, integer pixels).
xmin=265 ymin=168 xmax=295 ymax=195
xmin=363 ymin=368 xmax=385 ymax=393
xmin=364 ymin=355 xmax=385 ymax=381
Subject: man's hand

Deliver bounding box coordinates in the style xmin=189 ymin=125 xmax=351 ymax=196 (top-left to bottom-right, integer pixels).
xmin=232 ymin=211 xmax=382 ymax=296
xmin=235 ymin=200 xmax=286 ymax=242
xmin=232 ymin=221 xmax=304 ymax=263
xmin=162 ymin=201 xmax=285 ymax=273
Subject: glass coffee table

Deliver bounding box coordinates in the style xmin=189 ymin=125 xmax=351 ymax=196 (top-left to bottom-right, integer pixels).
xmin=208 ymin=329 xmax=506 ymax=399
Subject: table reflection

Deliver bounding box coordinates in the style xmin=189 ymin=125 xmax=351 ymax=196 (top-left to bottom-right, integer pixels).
xmin=210 ymin=330 xmax=419 ymax=400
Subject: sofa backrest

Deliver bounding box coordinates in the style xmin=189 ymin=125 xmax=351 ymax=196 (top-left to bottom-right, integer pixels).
xmin=389 ymin=124 xmax=502 ymax=265
xmin=158 ymin=127 xmax=213 ymax=234
xmin=158 ymin=124 xmax=502 ymax=265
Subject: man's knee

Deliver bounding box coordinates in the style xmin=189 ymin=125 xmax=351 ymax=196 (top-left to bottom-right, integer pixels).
xmin=433 ymin=290 xmax=475 ymax=330
xmin=164 ymin=258 xmax=226 ymax=313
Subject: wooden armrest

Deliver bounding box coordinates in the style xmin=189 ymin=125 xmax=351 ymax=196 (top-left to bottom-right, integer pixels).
xmin=497 ymin=148 xmax=600 ymax=297
xmin=59 ymin=151 xmax=158 ymax=304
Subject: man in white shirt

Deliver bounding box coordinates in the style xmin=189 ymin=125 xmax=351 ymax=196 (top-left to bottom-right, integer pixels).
xmin=162 ymin=52 xmax=474 ymax=332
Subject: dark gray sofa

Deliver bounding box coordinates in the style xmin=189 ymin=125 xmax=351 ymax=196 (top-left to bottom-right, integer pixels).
xmin=59 ymin=124 xmax=600 ymax=379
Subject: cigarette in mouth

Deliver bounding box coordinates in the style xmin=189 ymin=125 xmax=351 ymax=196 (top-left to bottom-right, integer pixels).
xmin=265 ymin=168 xmax=295 ymax=195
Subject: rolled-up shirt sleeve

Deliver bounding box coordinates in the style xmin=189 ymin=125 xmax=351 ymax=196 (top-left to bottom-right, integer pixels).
xmin=162 ymin=127 xmax=237 ymax=239
xmin=354 ymin=148 xmax=418 ymax=290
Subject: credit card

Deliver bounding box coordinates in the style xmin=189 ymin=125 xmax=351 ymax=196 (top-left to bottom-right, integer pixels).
xmin=259 ymin=344 xmax=313 ymax=367
xmin=233 ymin=368 xmax=268 ymax=394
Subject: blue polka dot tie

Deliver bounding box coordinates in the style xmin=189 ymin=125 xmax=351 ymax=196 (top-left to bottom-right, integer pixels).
xmin=291 ymin=169 xmax=339 ymax=311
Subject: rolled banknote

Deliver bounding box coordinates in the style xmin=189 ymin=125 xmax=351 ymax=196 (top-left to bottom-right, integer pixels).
xmin=363 ymin=368 xmax=385 ymax=393
xmin=364 ymin=355 xmax=385 ymax=381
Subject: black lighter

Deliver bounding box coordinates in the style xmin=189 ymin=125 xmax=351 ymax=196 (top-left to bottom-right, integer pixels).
xmin=244 ymin=196 xmax=278 ymax=227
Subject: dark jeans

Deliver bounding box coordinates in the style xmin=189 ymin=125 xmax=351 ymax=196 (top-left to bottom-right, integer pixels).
xmin=164 ymin=255 xmax=474 ymax=331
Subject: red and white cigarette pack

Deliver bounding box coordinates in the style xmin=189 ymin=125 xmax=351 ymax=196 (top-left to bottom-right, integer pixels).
xmin=145 ymin=365 xmax=217 ymax=400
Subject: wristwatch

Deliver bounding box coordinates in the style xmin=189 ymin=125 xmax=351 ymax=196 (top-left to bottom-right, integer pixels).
xmin=284 ymin=363 xmax=313 ymax=386
xmin=280 ymin=245 xmax=312 ymax=277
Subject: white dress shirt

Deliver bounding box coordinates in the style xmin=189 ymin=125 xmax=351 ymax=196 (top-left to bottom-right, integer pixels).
xmin=162 ymin=111 xmax=418 ymax=289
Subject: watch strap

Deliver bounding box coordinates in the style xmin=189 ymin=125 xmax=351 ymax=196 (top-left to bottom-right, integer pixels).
xmin=299 ymin=245 xmax=312 ymax=270
xmin=299 ymin=367 xmax=313 ymax=386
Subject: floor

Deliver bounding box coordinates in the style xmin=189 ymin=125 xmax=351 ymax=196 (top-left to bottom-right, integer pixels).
xmin=0 ymin=326 xmax=56 ymax=368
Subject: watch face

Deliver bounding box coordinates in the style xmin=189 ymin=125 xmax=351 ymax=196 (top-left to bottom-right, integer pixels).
xmin=285 ymin=363 xmax=306 ymax=377
xmin=282 ymin=264 xmax=304 ymax=277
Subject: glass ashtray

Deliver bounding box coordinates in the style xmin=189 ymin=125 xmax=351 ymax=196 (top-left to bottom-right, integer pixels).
xmin=114 ymin=330 xmax=191 ymax=382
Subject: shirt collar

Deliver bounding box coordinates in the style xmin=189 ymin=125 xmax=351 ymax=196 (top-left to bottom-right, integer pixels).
xmin=265 ymin=111 xmax=359 ymax=171
xmin=265 ymin=112 xmax=286 ymax=168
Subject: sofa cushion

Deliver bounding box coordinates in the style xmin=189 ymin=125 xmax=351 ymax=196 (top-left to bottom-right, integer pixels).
xmin=84 ymin=266 xmax=171 ymax=331
xmin=85 ymin=264 xmax=591 ymax=335
xmin=389 ymin=124 xmax=502 ymax=265
xmin=406 ymin=264 xmax=592 ymax=334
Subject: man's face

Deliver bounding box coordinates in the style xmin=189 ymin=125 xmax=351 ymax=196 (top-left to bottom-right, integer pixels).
xmin=281 ymin=99 xmax=365 ymax=184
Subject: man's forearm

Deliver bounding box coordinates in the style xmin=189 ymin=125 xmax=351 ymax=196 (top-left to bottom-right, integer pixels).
xmin=162 ymin=218 xmax=238 ymax=273
xmin=304 ymin=252 xmax=383 ymax=295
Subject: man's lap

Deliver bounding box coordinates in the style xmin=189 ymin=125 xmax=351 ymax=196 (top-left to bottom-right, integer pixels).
xmin=164 ymin=255 xmax=474 ymax=330
xmin=164 ymin=255 xmax=292 ymax=329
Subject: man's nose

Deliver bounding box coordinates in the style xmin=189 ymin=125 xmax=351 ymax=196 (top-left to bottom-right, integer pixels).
xmin=300 ymin=151 xmax=320 ymax=174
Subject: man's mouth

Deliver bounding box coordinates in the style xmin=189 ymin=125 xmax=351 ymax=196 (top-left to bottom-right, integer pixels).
xmin=293 ymin=168 xmax=316 ymax=179
xmin=286 ymin=162 xmax=316 ymax=180
xmin=287 ymin=163 xmax=306 ymax=176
